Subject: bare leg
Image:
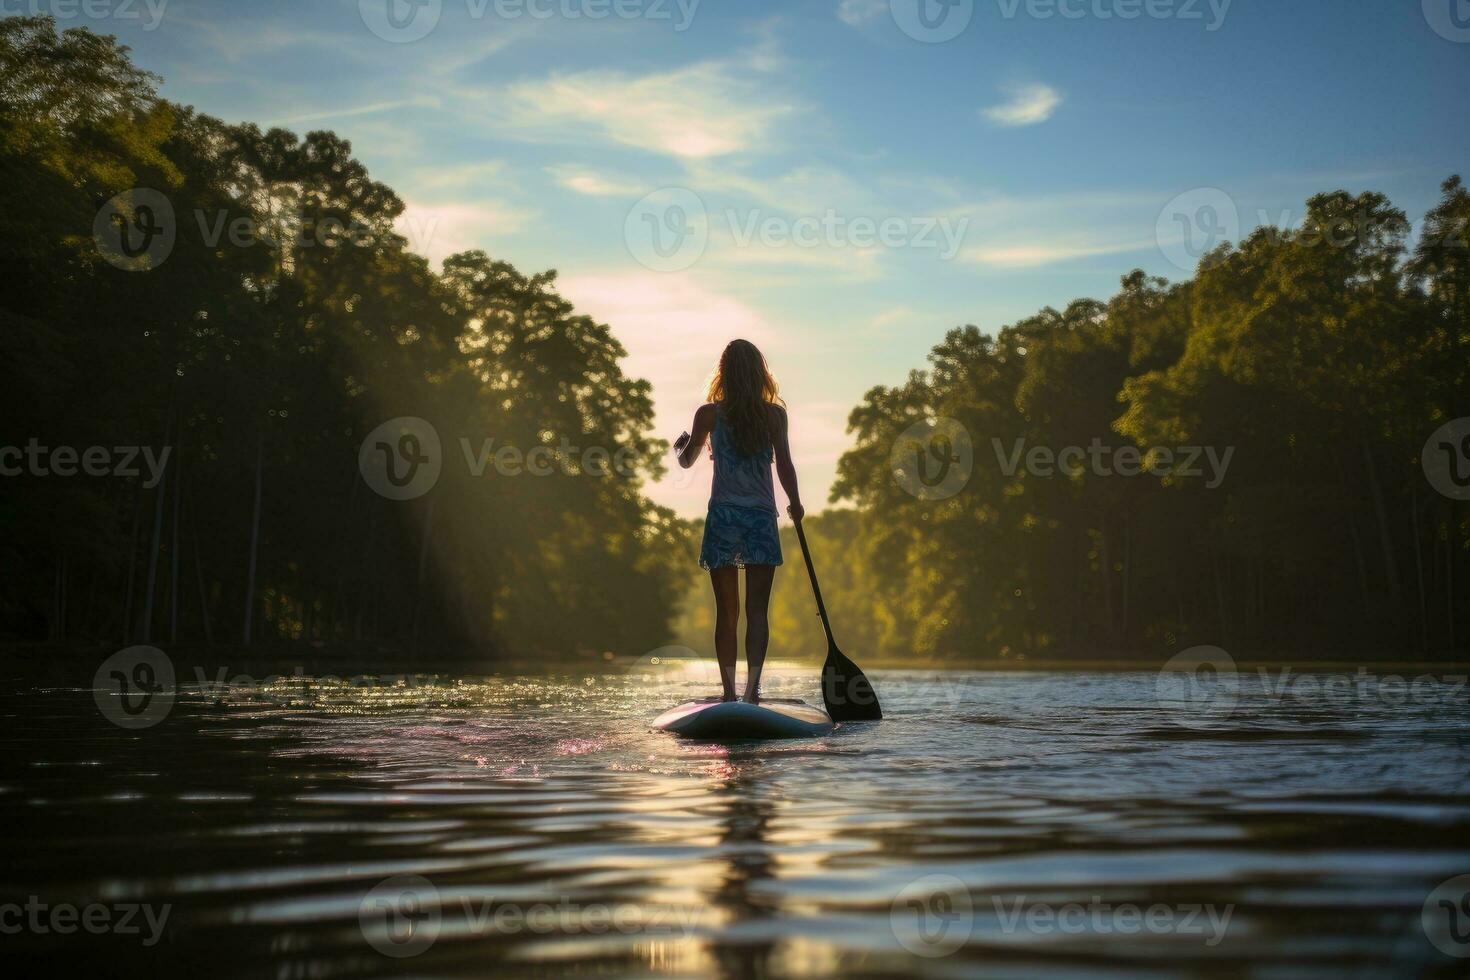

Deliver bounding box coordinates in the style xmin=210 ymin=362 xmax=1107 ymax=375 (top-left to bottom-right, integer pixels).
xmin=742 ymin=564 xmax=775 ymax=703
xmin=709 ymin=566 xmax=740 ymax=701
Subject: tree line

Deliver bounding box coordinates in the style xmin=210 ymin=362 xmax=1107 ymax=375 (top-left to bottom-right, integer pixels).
xmin=5 ymin=16 xmax=1464 ymax=666
xmin=1 ymin=16 xmax=684 ymax=659
xmin=819 ymin=183 xmax=1469 ymax=661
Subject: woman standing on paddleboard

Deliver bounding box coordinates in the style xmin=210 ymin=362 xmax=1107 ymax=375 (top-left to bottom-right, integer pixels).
xmin=674 ymin=340 xmax=804 ymax=704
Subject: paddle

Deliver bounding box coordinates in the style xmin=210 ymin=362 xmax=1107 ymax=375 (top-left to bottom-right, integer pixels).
xmin=793 ymin=517 xmax=882 ymax=721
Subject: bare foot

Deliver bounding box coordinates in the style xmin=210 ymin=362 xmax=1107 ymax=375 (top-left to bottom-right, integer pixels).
xmin=740 ymin=692 xmax=760 ymax=705
xmin=721 ymin=691 xmax=739 ymax=702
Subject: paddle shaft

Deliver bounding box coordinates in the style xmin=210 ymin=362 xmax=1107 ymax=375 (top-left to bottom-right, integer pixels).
xmin=793 ymin=518 xmax=837 ymax=649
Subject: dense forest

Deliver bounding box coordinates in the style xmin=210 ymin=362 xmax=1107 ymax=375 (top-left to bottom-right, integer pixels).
xmin=815 ymin=185 xmax=1470 ymax=661
xmin=3 ymin=17 xmax=1466 ymax=665
xmin=0 ymin=17 xmax=685 ymax=659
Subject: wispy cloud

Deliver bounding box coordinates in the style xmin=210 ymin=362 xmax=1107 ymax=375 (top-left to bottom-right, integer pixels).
xmin=963 ymin=238 xmax=1153 ymax=268
xmin=488 ymin=55 xmax=801 ymax=160
xmin=547 ymin=166 xmax=646 ymax=197
xmin=411 ymin=161 xmax=510 ymax=194
xmin=277 ymin=97 xmax=440 ymax=126
xmin=837 ymin=0 xmax=888 ymax=25
xmin=395 ymin=200 xmax=537 ymax=266
xmin=982 ymin=84 xmax=1063 ymax=127
xmin=867 ymin=306 xmax=927 ymax=330
xmin=168 ymin=15 xmax=346 ymax=64
xmin=684 ymin=163 xmax=876 ymax=216
xmin=704 ymin=235 xmax=887 ymax=281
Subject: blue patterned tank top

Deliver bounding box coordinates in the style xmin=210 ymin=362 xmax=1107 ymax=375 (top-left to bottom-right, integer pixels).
xmin=709 ymin=408 xmax=777 ymax=513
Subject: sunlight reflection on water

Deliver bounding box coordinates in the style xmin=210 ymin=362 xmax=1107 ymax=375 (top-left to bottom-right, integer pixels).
xmin=3 ymin=667 xmax=1469 ymax=976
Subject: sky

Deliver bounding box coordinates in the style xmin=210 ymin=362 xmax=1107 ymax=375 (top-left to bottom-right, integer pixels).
xmin=24 ymin=0 xmax=1470 ymax=515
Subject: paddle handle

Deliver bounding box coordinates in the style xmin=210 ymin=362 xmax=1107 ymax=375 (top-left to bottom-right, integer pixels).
xmin=793 ymin=518 xmax=837 ymax=649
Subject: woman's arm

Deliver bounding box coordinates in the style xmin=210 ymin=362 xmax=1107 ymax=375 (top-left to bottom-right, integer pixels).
xmin=770 ymin=404 xmax=804 ymax=522
xmin=676 ymin=403 xmax=716 ymax=469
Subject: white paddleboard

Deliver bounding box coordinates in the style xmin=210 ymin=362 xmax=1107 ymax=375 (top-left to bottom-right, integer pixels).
xmin=652 ymin=697 xmax=835 ymax=740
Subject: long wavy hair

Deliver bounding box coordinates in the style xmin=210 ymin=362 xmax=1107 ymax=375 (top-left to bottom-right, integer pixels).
xmin=705 ymin=339 xmax=783 ymax=456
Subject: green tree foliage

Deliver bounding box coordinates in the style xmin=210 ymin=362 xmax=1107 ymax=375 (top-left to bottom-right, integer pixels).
xmin=832 ymin=190 xmax=1469 ymax=661
xmin=0 ymin=17 xmax=683 ymax=658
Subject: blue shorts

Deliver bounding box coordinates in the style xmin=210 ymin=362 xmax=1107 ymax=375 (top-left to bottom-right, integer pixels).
xmin=700 ymin=504 xmax=783 ymax=570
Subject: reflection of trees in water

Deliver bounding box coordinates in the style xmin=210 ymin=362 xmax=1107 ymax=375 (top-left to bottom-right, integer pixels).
xmin=708 ymin=759 xmax=779 ymax=980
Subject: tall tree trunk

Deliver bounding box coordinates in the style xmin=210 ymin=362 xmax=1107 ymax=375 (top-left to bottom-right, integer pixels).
xmin=1410 ymin=488 xmax=1428 ymax=654
xmin=1212 ymin=549 xmax=1228 ymax=644
xmin=1335 ymin=452 xmax=1372 ymax=610
xmin=190 ymin=482 xmax=214 ymax=646
xmin=140 ymin=409 xmax=174 ymax=644
xmin=242 ymin=431 xmax=265 ymax=646
xmin=1447 ymin=513 xmax=1457 ymax=652
xmin=1120 ymin=508 xmax=1131 ymax=642
xmin=355 ymin=504 xmax=380 ymax=643
xmin=1257 ymin=556 xmax=1266 ymax=632
xmin=411 ymin=495 xmax=438 ymax=657
xmin=169 ymin=446 xmax=182 ymax=645
xmin=1098 ymin=519 xmax=1116 ymax=644
xmin=1362 ymin=441 xmax=1399 ymax=600
xmin=52 ymin=553 xmax=65 ymax=644
xmin=80 ymin=552 xmax=99 ymax=642
xmin=121 ymin=483 xmax=142 ymax=644
xmin=1074 ymin=531 xmax=1086 ymax=649
xmin=328 ymin=471 xmax=361 ymax=645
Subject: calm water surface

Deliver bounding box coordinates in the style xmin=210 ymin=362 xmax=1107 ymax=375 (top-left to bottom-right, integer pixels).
xmin=3 ymin=666 xmax=1469 ymax=977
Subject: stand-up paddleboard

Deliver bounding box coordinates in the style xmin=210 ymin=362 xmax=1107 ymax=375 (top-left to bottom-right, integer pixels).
xmin=652 ymin=697 xmax=835 ymax=740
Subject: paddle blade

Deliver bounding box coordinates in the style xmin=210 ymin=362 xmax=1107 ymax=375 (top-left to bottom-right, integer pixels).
xmin=821 ymin=646 xmax=882 ymax=721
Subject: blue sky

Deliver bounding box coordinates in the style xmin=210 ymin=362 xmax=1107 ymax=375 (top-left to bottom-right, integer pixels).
xmin=31 ymin=0 xmax=1470 ymax=514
